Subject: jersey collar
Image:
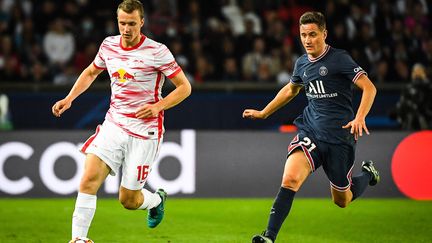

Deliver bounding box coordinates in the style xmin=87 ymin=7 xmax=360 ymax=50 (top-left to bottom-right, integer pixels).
xmin=120 ymin=34 xmax=146 ymax=51
xmin=308 ymin=44 xmax=330 ymax=62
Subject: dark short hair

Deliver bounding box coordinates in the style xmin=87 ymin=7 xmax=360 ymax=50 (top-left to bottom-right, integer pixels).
xmin=299 ymin=12 xmax=326 ymax=31
xmin=117 ymin=0 xmax=144 ymax=19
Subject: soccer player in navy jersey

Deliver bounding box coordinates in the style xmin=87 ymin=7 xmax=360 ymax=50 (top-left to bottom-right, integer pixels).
xmin=243 ymin=12 xmax=380 ymax=243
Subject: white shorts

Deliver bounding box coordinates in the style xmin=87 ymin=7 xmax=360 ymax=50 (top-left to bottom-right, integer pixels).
xmin=80 ymin=120 xmax=162 ymax=190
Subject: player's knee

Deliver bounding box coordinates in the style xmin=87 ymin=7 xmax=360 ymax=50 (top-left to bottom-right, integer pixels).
xmin=79 ymin=175 xmax=100 ymax=194
xmin=119 ymin=197 xmax=139 ymax=210
xmin=119 ymin=190 xmax=141 ymax=210
xmin=281 ymin=174 xmax=302 ymax=191
xmin=333 ymin=198 xmax=349 ymax=208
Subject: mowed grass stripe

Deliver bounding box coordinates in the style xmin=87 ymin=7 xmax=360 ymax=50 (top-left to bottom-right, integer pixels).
xmin=0 ymin=198 xmax=431 ymax=242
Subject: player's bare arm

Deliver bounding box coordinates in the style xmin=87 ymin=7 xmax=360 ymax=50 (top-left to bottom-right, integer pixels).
xmin=342 ymin=74 xmax=377 ymax=140
xmin=243 ymin=82 xmax=302 ymax=120
xmin=52 ymin=64 xmax=103 ymax=117
xmin=135 ymin=70 xmax=191 ymax=118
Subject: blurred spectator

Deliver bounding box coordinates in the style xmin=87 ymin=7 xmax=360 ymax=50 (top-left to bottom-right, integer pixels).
xmin=79 ymin=16 xmax=95 ymax=40
xmin=0 ymin=0 xmax=430 ymax=84
xmin=33 ymin=0 xmax=57 ymax=34
xmin=148 ymin=0 xmax=176 ymax=39
xmin=19 ymin=18 xmax=37 ymax=57
xmin=393 ymin=60 xmax=410 ymax=82
xmin=0 ymin=35 xmax=23 ymax=82
xmin=265 ymin=18 xmax=288 ymax=49
xmin=74 ymin=42 xmax=97 ymax=71
xmin=182 ymin=0 xmax=202 ymax=39
xmin=404 ymin=0 xmax=430 ymax=31
xmin=277 ymin=58 xmax=294 ymax=85
xmin=277 ymin=37 xmax=297 ymax=84
xmin=275 ymin=0 xmax=313 ymax=37
xmin=62 ymin=0 xmax=80 ymax=32
xmin=421 ymin=38 xmax=432 ymax=77
xmin=256 ymin=61 xmax=273 ymax=83
xmin=365 ymin=39 xmax=384 ymax=78
xmin=235 ymin=18 xmax=259 ymax=59
xmin=280 ymin=38 xmax=298 ymax=62
xmin=170 ymin=38 xmax=194 ymax=83
xmin=53 ymin=65 xmax=78 ymax=85
xmin=221 ymin=0 xmax=261 ymax=36
xmin=42 ymin=18 xmax=75 ymax=73
xmin=104 ymin=19 xmax=116 ymax=36
xmin=28 ymin=61 xmax=49 ymax=83
xmin=214 ymin=37 xmax=237 ymax=76
xmin=373 ymin=59 xmax=391 ymax=83
xmin=345 ymin=4 xmax=373 ymax=40
xmin=194 ymin=54 xmax=215 ymax=83
xmin=203 ymin=19 xmax=234 ymax=77
xmin=373 ymin=0 xmax=395 ymax=43
xmin=170 ymin=39 xmax=189 ymax=67
xmin=25 ymin=42 xmax=48 ymax=73
xmin=393 ymin=63 xmax=432 ymax=130
xmin=329 ymin=22 xmax=349 ymax=50
xmin=242 ymin=37 xmax=271 ymax=81
xmin=0 ymin=93 xmax=13 ymax=130
xmin=188 ymin=38 xmax=203 ymax=77
xmin=222 ymin=57 xmax=240 ymax=81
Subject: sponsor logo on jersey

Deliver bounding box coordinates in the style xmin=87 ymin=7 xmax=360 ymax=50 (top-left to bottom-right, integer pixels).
xmin=307 ymin=80 xmax=338 ymax=99
xmin=354 ymin=67 xmax=363 ymax=73
xmin=308 ymin=80 xmax=326 ymax=94
xmin=111 ymin=68 xmax=134 ymax=83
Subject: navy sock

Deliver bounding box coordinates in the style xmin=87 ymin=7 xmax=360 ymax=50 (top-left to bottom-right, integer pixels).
xmin=351 ymin=171 xmax=371 ymax=201
xmin=265 ymin=187 xmax=296 ymax=241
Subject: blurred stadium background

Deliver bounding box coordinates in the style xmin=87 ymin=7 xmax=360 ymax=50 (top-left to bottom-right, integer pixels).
xmin=1 ymin=0 xmax=432 ymax=242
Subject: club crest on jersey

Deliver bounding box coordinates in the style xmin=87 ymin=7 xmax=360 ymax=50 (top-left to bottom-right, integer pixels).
xmin=319 ymin=66 xmax=328 ymax=76
xmin=111 ymin=68 xmax=134 ymax=83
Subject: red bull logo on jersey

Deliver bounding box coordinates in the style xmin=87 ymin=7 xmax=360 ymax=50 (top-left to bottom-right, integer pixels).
xmin=111 ymin=68 xmax=134 ymax=83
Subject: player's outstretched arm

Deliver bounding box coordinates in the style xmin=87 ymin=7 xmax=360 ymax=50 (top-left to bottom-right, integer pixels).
xmin=342 ymin=74 xmax=377 ymax=140
xmin=135 ymin=70 xmax=191 ymax=118
xmin=243 ymin=82 xmax=302 ymax=120
xmin=52 ymin=64 xmax=103 ymax=117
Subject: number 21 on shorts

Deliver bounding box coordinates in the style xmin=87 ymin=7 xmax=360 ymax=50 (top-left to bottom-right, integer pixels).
xmin=299 ymin=136 xmax=316 ymax=152
xmin=137 ymin=165 xmax=149 ymax=181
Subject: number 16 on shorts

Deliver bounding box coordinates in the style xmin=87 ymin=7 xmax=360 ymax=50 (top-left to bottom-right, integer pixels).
xmin=137 ymin=165 xmax=149 ymax=181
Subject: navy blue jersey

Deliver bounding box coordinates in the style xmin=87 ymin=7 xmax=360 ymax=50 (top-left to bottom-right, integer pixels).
xmin=290 ymin=45 xmax=367 ymax=145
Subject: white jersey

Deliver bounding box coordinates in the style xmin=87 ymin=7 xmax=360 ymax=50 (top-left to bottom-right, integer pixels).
xmin=93 ymin=34 xmax=181 ymax=140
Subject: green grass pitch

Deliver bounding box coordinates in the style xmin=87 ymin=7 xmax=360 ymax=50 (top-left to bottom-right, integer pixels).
xmin=0 ymin=198 xmax=431 ymax=242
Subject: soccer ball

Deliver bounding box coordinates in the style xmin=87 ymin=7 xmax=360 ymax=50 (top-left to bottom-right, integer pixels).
xmin=68 ymin=237 xmax=94 ymax=243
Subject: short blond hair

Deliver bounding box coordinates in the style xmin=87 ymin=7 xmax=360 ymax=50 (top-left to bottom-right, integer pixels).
xmin=117 ymin=0 xmax=144 ymax=19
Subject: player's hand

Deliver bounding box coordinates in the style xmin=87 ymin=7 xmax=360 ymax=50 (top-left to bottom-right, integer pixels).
xmin=342 ymin=117 xmax=370 ymax=140
xmin=136 ymin=103 xmax=162 ymax=118
xmin=52 ymin=99 xmax=72 ymax=117
xmin=242 ymin=109 xmax=266 ymax=120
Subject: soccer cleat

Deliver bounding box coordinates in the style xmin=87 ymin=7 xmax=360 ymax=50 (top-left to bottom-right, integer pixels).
xmin=147 ymin=189 xmax=167 ymax=228
xmin=252 ymin=231 xmax=273 ymax=243
xmin=362 ymin=160 xmax=380 ymax=186
xmin=69 ymin=237 xmax=94 ymax=243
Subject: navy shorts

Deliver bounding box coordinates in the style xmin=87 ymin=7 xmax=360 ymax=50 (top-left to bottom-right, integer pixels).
xmin=287 ymin=131 xmax=356 ymax=191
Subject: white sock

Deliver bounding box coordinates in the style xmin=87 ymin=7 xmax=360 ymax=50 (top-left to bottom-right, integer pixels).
xmin=138 ymin=189 xmax=161 ymax=210
xmin=72 ymin=192 xmax=96 ymax=238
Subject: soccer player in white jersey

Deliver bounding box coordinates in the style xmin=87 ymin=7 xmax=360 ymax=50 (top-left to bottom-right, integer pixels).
xmin=52 ymin=0 xmax=191 ymax=241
